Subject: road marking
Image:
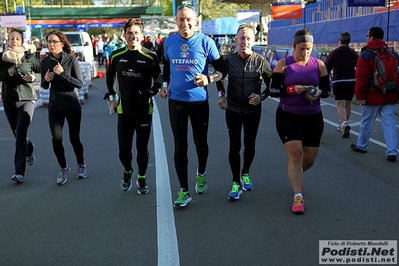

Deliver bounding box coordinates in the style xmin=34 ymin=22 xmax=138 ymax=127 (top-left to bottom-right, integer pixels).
xmin=153 ymin=100 xmax=180 ymax=266
xmin=320 ymin=100 xmax=399 ymax=128
xmin=268 ymin=97 xmax=388 ymax=149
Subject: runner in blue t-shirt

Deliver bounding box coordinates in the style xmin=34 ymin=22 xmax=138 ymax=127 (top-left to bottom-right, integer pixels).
xmin=161 ymin=4 xmax=226 ymax=207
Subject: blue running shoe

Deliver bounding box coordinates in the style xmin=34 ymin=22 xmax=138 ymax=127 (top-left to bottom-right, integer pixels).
xmin=241 ymin=173 xmax=253 ymax=191
xmin=228 ymin=182 xmax=242 ymax=200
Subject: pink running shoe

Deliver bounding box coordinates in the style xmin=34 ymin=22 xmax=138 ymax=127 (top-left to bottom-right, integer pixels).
xmin=292 ymin=196 xmax=305 ymax=214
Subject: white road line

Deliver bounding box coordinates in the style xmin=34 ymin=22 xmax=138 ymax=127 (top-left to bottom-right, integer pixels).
xmin=153 ymin=100 xmax=180 ymax=266
xmin=268 ymin=97 xmax=388 ymax=149
xmin=320 ymin=100 xmax=399 ymax=128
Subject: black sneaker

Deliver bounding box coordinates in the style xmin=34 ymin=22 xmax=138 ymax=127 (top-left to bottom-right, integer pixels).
xmin=121 ymin=169 xmax=134 ymax=192
xmin=136 ymin=175 xmax=149 ymax=194
xmin=387 ymin=155 xmax=397 ymax=162
xmin=350 ymin=144 xmax=367 ymax=153
xmin=342 ymin=124 xmax=351 ymax=138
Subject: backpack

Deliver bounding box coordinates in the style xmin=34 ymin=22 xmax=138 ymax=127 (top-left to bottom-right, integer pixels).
xmin=366 ymin=48 xmax=399 ymax=94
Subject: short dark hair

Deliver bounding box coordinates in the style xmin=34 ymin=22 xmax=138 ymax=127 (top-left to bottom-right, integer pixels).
xmin=339 ymin=32 xmax=351 ymax=45
xmin=368 ymin=27 xmax=384 ymax=40
xmin=124 ymin=18 xmax=144 ymax=34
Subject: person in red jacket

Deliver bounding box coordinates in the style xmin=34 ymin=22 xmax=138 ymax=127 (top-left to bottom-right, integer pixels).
xmin=350 ymin=27 xmax=399 ymax=162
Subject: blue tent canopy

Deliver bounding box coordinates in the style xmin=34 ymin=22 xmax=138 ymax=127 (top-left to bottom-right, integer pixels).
xmin=202 ymin=17 xmax=242 ymax=36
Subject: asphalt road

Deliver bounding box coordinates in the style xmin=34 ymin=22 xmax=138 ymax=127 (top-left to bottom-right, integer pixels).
xmin=0 ymin=76 xmax=398 ymax=266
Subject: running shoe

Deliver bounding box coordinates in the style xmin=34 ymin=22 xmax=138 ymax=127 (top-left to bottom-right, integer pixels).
xmin=342 ymin=123 xmax=351 ymax=138
xmin=241 ymin=173 xmax=253 ymax=191
xmin=57 ymin=165 xmax=71 ymax=185
xmin=174 ymin=190 xmax=192 ymax=207
xmin=26 ymin=144 xmax=35 ymax=166
xmin=77 ymin=163 xmax=87 ymax=179
xmin=292 ymin=196 xmax=305 ymax=214
xmin=228 ymin=182 xmax=242 ymax=200
xmin=195 ymin=171 xmax=208 ymax=194
xmin=136 ymin=175 xmax=149 ymax=194
xmin=11 ymin=174 xmax=24 ymax=183
xmin=121 ymin=169 xmax=134 ymax=192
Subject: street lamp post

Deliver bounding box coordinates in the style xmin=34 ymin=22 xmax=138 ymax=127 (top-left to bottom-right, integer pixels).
xmin=5 ymin=0 xmax=9 ymax=14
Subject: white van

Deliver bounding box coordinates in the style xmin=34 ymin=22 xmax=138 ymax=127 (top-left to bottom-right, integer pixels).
xmin=40 ymin=31 xmax=94 ymax=62
xmin=64 ymin=31 xmax=94 ymax=62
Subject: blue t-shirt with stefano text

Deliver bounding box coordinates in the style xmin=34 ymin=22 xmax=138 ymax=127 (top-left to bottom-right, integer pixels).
xmin=164 ymin=32 xmax=220 ymax=102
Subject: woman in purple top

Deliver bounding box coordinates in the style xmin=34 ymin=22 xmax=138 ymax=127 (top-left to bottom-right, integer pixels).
xmin=268 ymin=28 xmax=331 ymax=214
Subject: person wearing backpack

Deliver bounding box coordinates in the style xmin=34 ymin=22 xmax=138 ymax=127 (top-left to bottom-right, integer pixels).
xmin=350 ymin=27 xmax=399 ymax=162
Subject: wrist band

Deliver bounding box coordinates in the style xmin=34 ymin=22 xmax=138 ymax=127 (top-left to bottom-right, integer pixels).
xmin=218 ymin=91 xmax=225 ymax=98
xmin=162 ymin=82 xmax=168 ymax=88
xmin=208 ymin=74 xmax=214 ymax=83
xmin=109 ymin=94 xmax=116 ymax=101
xmin=287 ymin=86 xmax=296 ymax=94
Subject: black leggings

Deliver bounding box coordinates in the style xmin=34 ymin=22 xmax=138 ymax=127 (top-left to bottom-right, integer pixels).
xmin=48 ymin=109 xmax=85 ymax=168
xmin=4 ymin=101 xmax=35 ymax=176
xmin=226 ymin=110 xmax=261 ymax=182
xmin=117 ymin=113 xmax=152 ymax=176
xmin=168 ymin=99 xmax=209 ymax=190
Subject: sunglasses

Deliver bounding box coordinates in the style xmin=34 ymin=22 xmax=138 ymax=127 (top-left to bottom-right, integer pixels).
xmin=126 ymin=18 xmax=143 ymax=25
xmin=236 ymin=24 xmax=254 ymax=34
xmin=177 ymin=4 xmax=196 ymax=12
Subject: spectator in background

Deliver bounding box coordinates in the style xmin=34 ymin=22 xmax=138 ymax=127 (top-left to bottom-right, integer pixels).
xmin=143 ymin=35 xmax=154 ymax=51
xmin=96 ymin=37 xmax=104 ymax=66
xmin=115 ymin=37 xmax=125 ymax=50
xmin=32 ymin=36 xmax=41 ymax=59
xmin=325 ymin=32 xmax=359 ymax=138
xmin=27 ymin=40 xmax=37 ymax=55
xmin=92 ymin=36 xmax=98 ymax=58
xmin=155 ymin=34 xmax=163 ymax=63
xmin=103 ymin=37 xmax=113 ymax=67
